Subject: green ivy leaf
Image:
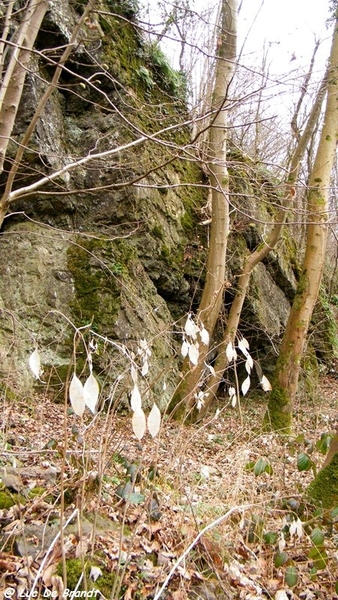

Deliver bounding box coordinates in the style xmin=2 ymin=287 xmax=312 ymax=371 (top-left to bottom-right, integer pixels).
xmin=45 ymin=438 xmax=57 ymax=449
xmin=285 ymin=565 xmax=298 ymax=588
xmin=254 ymin=458 xmax=273 ymax=476
xmin=128 ymin=492 xmax=145 ymax=505
xmin=310 ymin=527 xmax=325 ymax=547
xmin=308 ymin=546 xmax=328 ymax=570
xmin=297 ymin=452 xmax=312 ymax=471
xmin=263 ymin=531 xmax=278 ymax=545
xmin=274 ymin=551 xmax=288 ymax=567
xmin=309 ymin=566 xmax=317 ymax=579
xmin=330 ymin=506 xmax=338 ymax=519
xmin=286 ymin=498 xmax=299 ymax=512
xmin=315 ymin=432 xmax=332 ymax=455
xmin=245 ymin=461 xmax=256 ymax=471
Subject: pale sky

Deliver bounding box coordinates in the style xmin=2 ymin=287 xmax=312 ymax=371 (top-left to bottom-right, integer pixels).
xmin=144 ymin=0 xmax=333 ymax=116
xmin=239 ymin=0 xmax=332 ymax=74
xmin=145 ymin=0 xmax=333 ymax=92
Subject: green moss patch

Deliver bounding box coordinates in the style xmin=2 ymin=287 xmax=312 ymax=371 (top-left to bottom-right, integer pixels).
xmin=57 ymin=558 xmax=121 ymax=597
xmin=307 ymin=454 xmax=338 ymax=508
xmin=67 ymin=237 xmax=133 ymax=333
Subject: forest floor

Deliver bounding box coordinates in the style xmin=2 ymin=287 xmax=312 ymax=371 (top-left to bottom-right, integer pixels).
xmin=0 ymin=376 xmax=337 ymax=600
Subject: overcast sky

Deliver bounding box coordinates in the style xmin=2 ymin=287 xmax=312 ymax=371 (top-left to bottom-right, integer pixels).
xmin=143 ymin=0 xmax=334 ymax=117
xmin=145 ymin=0 xmax=334 ymax=96
xmin=239 ymin=0 xmax=332 ymax=74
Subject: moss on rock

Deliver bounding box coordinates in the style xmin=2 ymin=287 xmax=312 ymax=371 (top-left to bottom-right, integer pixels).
xmin=307 ymin=453 xmax=338 ymax=508
xmin=0 ymin=490 xmax=16 ymax=509
xmin=310 ymin=287 xmax=338 ymax=365
xmin=67 ymin=237 xmax=131 ymax=333
xmin=57 ymin=557 xmax=120 ymax=596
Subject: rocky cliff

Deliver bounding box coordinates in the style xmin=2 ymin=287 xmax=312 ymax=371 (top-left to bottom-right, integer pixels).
xmin=0 ymin=0 xmax=335 ymax=408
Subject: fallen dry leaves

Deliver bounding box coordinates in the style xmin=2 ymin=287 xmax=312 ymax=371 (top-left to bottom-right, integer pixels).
xmin=0 ymin=376 xmax=337 ymax=599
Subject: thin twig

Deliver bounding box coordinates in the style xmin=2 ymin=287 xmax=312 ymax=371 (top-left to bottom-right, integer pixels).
xmin=28 ymin=507 xmax=79 ymax=599
xmin=153 ymin=503 xmax=255 ymax=600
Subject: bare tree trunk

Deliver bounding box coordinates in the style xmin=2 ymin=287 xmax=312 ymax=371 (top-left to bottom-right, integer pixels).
xmin=169 ymin=0 xmax=237 ymax=419
xmin=0 ymin=0 xmax=48 ymax=174
xmin=264 ymin=17 xmax=338 ymax=432
xmin=196 ymin=63 xmax=330 ymax=416
xmin=0 ymin=1 xmax=97 ymax=228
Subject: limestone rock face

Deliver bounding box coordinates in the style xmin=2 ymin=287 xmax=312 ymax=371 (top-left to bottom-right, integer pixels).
xmin=0 ymin=0 xmax=333 ymax=406
xmin=0 ymin=224 xmax=74 ymax=391
xmin=0 ymin=0 xmax=205 ymax=407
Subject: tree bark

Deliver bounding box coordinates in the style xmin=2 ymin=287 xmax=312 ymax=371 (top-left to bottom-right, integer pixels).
xmin=0 ymin=0 xmax=48 ymax=174
xmin=0 ymin=1 xmax=96 ymax=228
xmin=264 ymin=17 xmax=338 ymax=432
xmin=307 ymin=435 xmax=338 ymax=508
xmin=196 ymin=63 xmax=330 ymax=416
xmin=169 ymin=0 xmax=237 ymax=419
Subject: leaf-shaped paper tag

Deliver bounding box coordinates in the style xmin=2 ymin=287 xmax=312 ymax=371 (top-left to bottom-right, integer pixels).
xmin=83 ymin=373 xmax=99 ymax=413
xmin=132 ymin=408 xmax=146 ymax=440
xmin=260 ymin=375 xmax=272 ymax=391
xmin=69 ymin=373 xmax=85 ymax=417
xmin=147 ymin=403 xmax=161 ymax=438
xmin=141 ymin=360 xmax=149 ymax=377
xmin=188 ymin=342 xmax=199 ymax=366
xmin=89 ymin=566 xmax=102 ymax=582
xmin=139 ymin=338 xmax=151 ymax=356
xmin=181 ymin=339 xmax=189 ymax=358
xmin=205 ymin=362 xmax=216 ymax=376
xmin=184 ymin=313 xmax=196 ymax=337
xmin=29 ymin=349 xmax=42 ymax=379
xmin=241 ymin=375 xmax=250 ymax=396
xmin=245 ymin=355 xmax=253 ymax=372
xmin=226 ymin=342 xmax=236 ymax=363
xmin=130 ymin=384 xmax=142 ymax=411
xmin=238 ymin=337 xmax=250 ymax=352
xmin=184 ymin=314 xmax=199 ymax=339
xmin=275 ymin=592 xmax=289 ymax=600
xmin=196 ymin=391 xmax=204 ymax=411
xmin=289 ymin=518 xmax=303 ymax=539
xmin=200 ymin=326 xmax=209 ymax=345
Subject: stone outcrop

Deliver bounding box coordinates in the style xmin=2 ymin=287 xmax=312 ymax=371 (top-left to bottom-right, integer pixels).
xmin=0 ymin=0 xmax=334 ymax=407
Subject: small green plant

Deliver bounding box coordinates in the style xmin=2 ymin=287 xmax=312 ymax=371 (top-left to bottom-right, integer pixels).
xmin=151 ymin=224 xmax=164 ymax=239
xmin=245 ymin=457 xmax=273 ymax=476
xmin=297 ymin=451 xmax=316 ymax=475
xmin=138 ymin=42 xmax=186 ymax=97
xmin=135 ymin=66 xmax=154 ymax=92
xmin=316 ymin=432 xmax=333 ymax=454
xmin=330 ymin=293 xmax=338 ymax=306
xmin=112 ymin=262 xmax=125 ymax=275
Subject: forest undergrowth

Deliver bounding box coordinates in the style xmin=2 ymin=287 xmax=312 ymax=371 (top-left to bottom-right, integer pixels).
xmin=0 ymin=375 xmax=337 ymax=600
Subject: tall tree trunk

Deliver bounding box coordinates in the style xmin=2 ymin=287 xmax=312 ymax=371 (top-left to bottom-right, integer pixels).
xmin=264 ymin=17 xmax=338 ymax=432
xmin=196 ymin=64 xmax=330 ymax=416
xmin=169 ymin=0 xmax=237 ymax=419
xmin=0 ymin=1 xmax=96 ymax=229
xmin=0 ymin=0 xmax=48 ymax=174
